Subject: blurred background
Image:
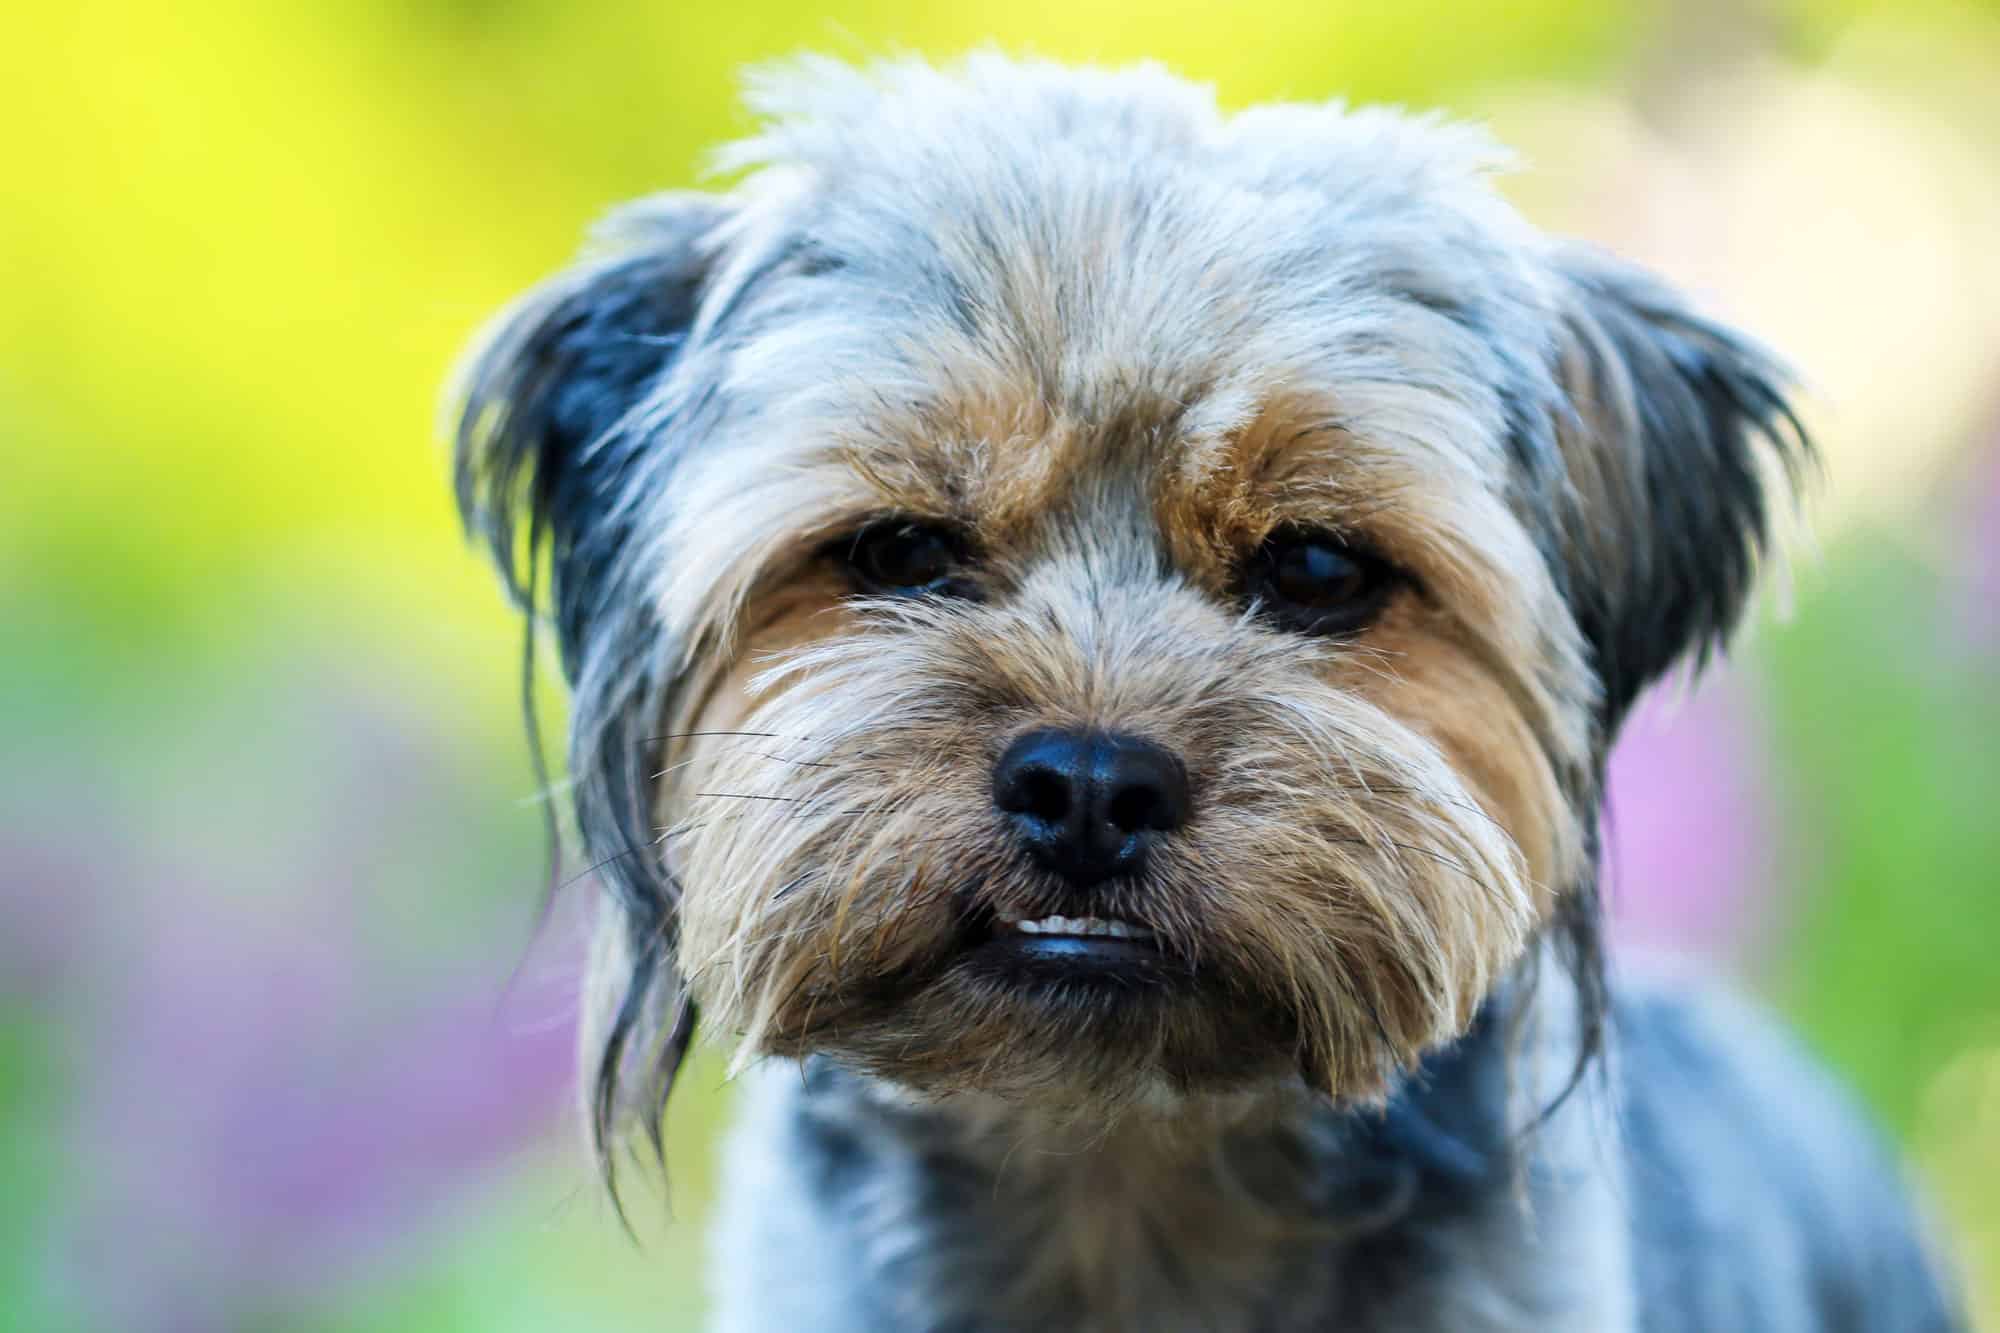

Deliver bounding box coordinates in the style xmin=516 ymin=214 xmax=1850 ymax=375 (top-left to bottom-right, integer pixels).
xmin=2 ymin=0 xmax=1996 ymax=1328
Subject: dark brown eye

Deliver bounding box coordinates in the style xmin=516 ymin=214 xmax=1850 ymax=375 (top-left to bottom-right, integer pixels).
xmin=842 ymin=520 xmax=974 ymax=598
xmin=1248 ymin=527 xmax=1397 ymax=635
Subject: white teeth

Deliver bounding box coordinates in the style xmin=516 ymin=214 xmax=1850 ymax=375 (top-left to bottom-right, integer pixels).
xmin=1009 ymin=914 xmax=1151 ymax=939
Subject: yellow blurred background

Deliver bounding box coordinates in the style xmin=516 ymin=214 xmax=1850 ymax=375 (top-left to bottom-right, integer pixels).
xmin=2 ymin=2 xmax=1996 ymax=1329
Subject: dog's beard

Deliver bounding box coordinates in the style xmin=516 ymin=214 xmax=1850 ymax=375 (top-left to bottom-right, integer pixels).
xmin=671 ymin=589 xmax=1538 ymax=1107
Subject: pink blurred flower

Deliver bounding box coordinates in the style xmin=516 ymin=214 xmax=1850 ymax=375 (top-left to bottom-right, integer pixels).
xmin=7 ymin=657 xmax=586 ymax=1332
xmin=64 ymin=891 xmax=579 ymax=1332
xmin=1600 ymin=672 xmax=1779 ymax=961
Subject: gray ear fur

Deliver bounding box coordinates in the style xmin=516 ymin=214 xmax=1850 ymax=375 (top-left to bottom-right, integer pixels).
xmin=451 ymin=194 xmax=732 ymax=1179
xmin=454 ymin=195 xmax=731 ymax=665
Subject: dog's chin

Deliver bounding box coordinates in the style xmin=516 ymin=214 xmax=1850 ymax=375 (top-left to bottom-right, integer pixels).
xmin=772 ymin=915 xmax=1304 ymax=1104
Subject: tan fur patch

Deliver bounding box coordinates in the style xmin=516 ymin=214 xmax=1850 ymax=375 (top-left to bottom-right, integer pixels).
xmin=1331 ymin=608 xmax=1581 ymax=910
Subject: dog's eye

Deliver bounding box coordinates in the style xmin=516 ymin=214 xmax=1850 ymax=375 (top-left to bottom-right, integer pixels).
xmin=1248 ymin=528 xmax=1397 ymax=635
xmin=842 ymin=521 xmax=974 ymax=597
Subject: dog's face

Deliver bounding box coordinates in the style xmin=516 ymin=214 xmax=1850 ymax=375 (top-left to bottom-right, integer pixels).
xmin=455 ymin=58 xmax=1803 ymax=1126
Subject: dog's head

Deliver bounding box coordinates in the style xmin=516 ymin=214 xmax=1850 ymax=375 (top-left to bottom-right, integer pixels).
xmin=454 ymin=57 xmax=1804 ymax=1142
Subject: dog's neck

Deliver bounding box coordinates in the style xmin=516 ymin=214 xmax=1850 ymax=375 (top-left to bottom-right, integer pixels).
xmin=720 ymin=961 xmax=1615 ymax=1332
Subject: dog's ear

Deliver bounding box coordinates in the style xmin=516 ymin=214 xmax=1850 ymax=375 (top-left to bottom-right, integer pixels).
xmin=453 ymin=194 xmax=731 ymax=670
xmin=1547 ymin=247 xmax=1811 ymax=726
xmin=452 ymin=195 xmax=732 ymax=1179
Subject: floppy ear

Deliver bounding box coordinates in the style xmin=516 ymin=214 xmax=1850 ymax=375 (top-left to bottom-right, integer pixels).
xmin=453 ymin=193 xmax=731 ymax=672
xmin=450 ymin=193 xmax=731 ymax=1178
xmin=1549 ymin=247 xmax=1811 ymax=726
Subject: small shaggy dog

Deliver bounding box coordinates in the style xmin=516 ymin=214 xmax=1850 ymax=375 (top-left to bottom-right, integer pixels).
xmin=453 ymin=55 xmax=1961 ymax=1331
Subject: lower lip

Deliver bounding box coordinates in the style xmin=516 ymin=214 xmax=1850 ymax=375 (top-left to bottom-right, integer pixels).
xmin=963 ymin=928 xmax=1181 ymax=986
xmin=991 ymin=933 xmax=1161 ymax=964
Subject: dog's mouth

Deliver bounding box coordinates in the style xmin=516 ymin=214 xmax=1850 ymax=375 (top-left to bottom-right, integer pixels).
xmin=959 ymin=909 xmax=1185 ymax=987
xmin=1000 ymin=911 xmax=1158 ymax=955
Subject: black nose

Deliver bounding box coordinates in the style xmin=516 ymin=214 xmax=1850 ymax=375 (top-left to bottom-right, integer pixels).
xmin=992 ymin=728 xmax=1190 ymax=886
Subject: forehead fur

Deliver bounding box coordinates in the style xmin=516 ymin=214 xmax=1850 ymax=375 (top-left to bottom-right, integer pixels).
xmin=703 ymin=52 xmax=1557 ymax=417
xmin=655 ymin=55 xmax=1576 ymax=635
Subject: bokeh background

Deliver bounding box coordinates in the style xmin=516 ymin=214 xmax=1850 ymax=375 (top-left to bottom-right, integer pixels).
xmin=3 ymin=1 xmax=1997 ymax=1328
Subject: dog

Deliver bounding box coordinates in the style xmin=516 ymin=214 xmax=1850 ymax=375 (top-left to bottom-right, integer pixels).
xmin=451 ymin=55 xmax=1962 ymax=1331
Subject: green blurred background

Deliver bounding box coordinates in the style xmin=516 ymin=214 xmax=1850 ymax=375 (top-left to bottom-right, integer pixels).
xmin=2 ymin=1 xmax=1996 ymax=1329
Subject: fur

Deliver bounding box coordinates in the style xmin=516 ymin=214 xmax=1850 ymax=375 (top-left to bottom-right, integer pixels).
xmin=451 ymin=54 xmax=1960 ymax=1330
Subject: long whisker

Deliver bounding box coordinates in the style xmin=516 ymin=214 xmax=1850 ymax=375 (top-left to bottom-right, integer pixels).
xmin=695 ymin=791 xmax=811 ymax=803
xmin=548 ymin=845 xmax=650 ymax=896
xmin=652 ymin=750 xmax=836 ymax=783
xmin=1324 ymin=835 xmax=1481 ymax=882
xmin=691 ymin=792 xmax=924 ymax=820
xmin=637 ymin=729 xmax=801 ymax=748
xmin=1334 ymin=782 xmax=1510 ymax=834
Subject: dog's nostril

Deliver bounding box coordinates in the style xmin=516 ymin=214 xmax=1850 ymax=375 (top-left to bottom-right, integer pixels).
xmin=1106 ymin=779 xmax=1177 ymax=835
xmin=993 ymin=728 xmax=1190 ymax=886
xmin=993 ymin=730 xmax=1082 ymax=829
xmin=1001 ymin=765 xmax=1071 ymax=823
xmin=1097 ymin=735 xmax=1190 ymax=838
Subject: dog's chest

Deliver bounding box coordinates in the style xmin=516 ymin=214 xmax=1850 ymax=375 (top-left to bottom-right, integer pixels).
xmin=893 ymin=1137 xmax=1319 ymax=1332
xmin=873 ymin=1161 xmax=1630 ymax=1333
xmin=709 ymin=1063 xmax=1636 ymax=1333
